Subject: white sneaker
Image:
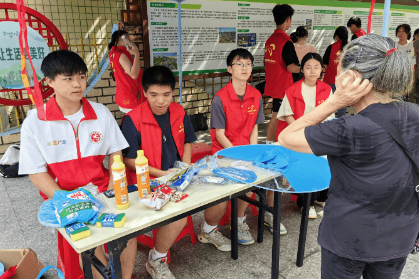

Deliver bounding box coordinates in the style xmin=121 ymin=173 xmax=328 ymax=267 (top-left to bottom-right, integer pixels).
xmin=146 ymin=251 xmax=175 ymax=279
xmin=309 ymin=206 xmax=317 ymax=219
xmin=197 ymin=224 xmax=231 ymax=251
xmin=237 ymin=216 xmax=255 ymax=245
xmin=314 ymin=201 xmax=325 ymax=208
xmin=264 ymin=212 xmax=287 ymax=235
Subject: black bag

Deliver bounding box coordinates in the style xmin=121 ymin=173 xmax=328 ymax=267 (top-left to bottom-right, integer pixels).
xmin=362 ymin=110 xmax=419 ymax=253
xmin=0 ymin=163 xmax=26 ymax=178
xmin=189 ymin=113 xmax=208 ymax=132
xmin=255 ymin=81 xmax=265 ymax=95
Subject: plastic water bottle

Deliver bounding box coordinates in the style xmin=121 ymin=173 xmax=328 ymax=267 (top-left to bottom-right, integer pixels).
xmin=111 ymin=155 xmax=129 ymax=210
xmin=136 ymin=150 xmax=150 ymax=199
xmin=121 ymin=35 xmax=133 ymax=50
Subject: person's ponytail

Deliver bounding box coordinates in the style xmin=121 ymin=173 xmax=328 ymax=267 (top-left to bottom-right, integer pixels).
xmin=108 ymin=30 xmax=128 ymax=51
xmin=372 ymin=49 xmax=413 ymax=98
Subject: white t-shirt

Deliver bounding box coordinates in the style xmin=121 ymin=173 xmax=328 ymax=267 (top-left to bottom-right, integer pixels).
xmin=19 ymin=101 xmax=129 ymax=175
xmin=277 ymin=82 xmax=334 ymax=121
xmin=396 ymin=41 xmax=415 ymax=66
xmin=64 ymin=105 xmax=84 ymax=129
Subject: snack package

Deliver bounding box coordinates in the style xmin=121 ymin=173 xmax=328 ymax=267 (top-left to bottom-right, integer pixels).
xmin=170 ymin=191 xmax=189 ymax=203
xmin=165 ymin=167 xmax=196 ymax=191
xmin=165 ymin=158 xmax=211 ymax=191
xmin=139 ymin=186 xmax=174 ymax=210
xmin=52 ymin=188 xmax=102 ymax=226
xmin=150 ymin=179 xmax=165 ymax=192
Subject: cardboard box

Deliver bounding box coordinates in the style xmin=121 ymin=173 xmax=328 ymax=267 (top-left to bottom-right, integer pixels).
xmin=0 ymin=249 xmax=45 ymax=279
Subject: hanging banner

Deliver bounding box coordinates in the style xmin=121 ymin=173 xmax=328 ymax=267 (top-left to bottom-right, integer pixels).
xmin=0 ymin=21 xmax=49 ymax=89
xmin=147 ymin=0 xmax=419 ymax=75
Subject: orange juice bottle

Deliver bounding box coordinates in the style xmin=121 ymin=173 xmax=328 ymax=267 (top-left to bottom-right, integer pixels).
xmin=136 ymin=150 xmax=150 ymax=199
xmin=111 ymin=155 xmax=129 ymax=210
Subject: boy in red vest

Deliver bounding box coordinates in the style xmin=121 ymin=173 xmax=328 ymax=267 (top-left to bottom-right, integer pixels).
xmin=209 ymin=48 xmax=267 ymax=245
xmin=121 ymin=66 xmax=231 ymax=279
xmin=18 ymin=50 xmax=137 ymax=279
xmin=347 ymin=17 xmax=366 ymax=41
xmin=264 ymin=4 xmax=301 ymax=145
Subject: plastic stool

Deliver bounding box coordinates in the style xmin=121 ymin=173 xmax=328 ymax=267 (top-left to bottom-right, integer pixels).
xmin=137 ymin=215 xmax=197 ymax=263
xmin=191 ymin=142 xmax=212 ymax=163
xmin=219 ymin=193 xmax=258 ymax=226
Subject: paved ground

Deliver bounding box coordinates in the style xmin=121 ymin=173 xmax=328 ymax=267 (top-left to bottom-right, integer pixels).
xmin=1 ymin=116 xmax=418 ymax=278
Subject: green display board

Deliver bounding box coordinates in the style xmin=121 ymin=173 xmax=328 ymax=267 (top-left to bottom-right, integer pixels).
xmin=147 ymin=0 xmax=419 ymax=75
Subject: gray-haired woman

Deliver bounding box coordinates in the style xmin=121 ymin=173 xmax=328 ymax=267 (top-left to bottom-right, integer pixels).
xmin=278 ymin=33 xmax=419 ymax=278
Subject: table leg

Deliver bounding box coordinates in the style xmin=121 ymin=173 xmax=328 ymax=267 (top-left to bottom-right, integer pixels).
xmin=271 ymin=191 xmax=282 ymax=279
xmin=257 ymin=189 xmax=266 ymax=243
xmin=296 ymin=193 xmax=312 ymax=267
xmin=231 ymin=197 xmax=238 ymax=260
xmin=108 ymin=239 xmax=126 ymax=279
xmin=82 ymin=252 xmax=94 ymax=279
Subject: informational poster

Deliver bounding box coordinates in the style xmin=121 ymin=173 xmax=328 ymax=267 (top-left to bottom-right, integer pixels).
xmin=147 ymin=0 xmax=419 ymax=75
xmin=0 ymin=22 xmax=49 ymax=89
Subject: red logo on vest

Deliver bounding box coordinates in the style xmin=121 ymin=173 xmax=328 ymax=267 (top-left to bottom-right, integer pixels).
xmin=90 ymin=131 xmax=103 ymax=143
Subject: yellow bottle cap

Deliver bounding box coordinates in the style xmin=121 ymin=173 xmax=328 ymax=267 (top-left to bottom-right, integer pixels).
xmin=113 ymin=155 xmax=121 ymax=163
xmin=137 ymin=150 xmax=144 ymax=157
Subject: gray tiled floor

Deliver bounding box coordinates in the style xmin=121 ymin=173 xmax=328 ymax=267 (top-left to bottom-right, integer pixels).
xmin=1 ymin=116 xmax=418 ymax=278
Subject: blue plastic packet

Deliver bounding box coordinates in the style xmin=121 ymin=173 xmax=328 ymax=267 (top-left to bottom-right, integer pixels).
xmin=52 ymin=188 xmax=102 ymax=227
xmin=38 ymin=199 xmax=61 ymax=228
xmin=212 ymin=167 xmax=257 ymax=184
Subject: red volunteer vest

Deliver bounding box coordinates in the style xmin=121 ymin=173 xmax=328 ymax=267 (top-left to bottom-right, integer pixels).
xmin=210 ymin=81 xmax=261 ymax=154
xmin=40 ymin=97 xmax=109 ymax=200
xmin=109 ymin=46 xmax=145 ymax=109
xmin=323 ymin=40 xmax=342 ymax=84
xmin=354 ymin=29 xmax=366 ymax=39
xmin=276 ymin=79 xmax=331 ymax=138
xmin=124 ymin=101 xmax=186 ymax=184
xmin=264 ymin=29 xmax=293 ymax=99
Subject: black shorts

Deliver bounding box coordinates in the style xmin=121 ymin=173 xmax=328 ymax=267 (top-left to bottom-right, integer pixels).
xmin=272 ymin=98 xmax=282 ymax=113
xmin=321 ymin=248 xmax=407 ymax=279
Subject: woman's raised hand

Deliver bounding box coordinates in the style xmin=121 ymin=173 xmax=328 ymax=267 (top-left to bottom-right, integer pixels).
xmin=333 ymin=70 xmax=373 ymax=108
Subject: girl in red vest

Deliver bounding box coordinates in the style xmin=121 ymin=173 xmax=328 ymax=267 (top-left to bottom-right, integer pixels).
xmin=108 ymin=30 xmax=145 ymax=113
xmin=323 ymin=26 xmax=348 ymax=85
xmin=276 ymin=53 xmax=334 ymax=218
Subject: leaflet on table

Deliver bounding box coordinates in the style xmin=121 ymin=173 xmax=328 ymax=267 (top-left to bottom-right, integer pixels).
xmin=147 ymin=0 xmax=418 ymax=75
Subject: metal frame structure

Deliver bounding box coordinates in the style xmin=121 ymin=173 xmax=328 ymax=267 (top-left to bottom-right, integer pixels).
xmin=81 ymin=186 xmax=313 ymax=279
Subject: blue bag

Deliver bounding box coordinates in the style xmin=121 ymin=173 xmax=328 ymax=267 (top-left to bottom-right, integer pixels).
xmin=52 ymin=188 xmax=102 ymax=227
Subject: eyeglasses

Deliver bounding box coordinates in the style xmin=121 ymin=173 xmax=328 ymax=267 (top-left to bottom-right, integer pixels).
xmin=232 ymin=62 xmax=253 ymax=69
xmin=335 ymin=70 xmax=357 ymax=81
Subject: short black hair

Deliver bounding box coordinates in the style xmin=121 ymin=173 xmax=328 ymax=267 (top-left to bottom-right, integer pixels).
xmin=142 ymin=65 xmax=176 ymax=92
xmin=272 ymin=4 xmax=294 ymax=26
xmin=396 ymin=24 xmax=411 ymax=40
xmin=41 ymin=50 xmax=87 ymax=80
xmin=414 ymin=28 xmax=419 ymax=36
xmin=347 ymin=17 xmax=361 ymax=28
xmin=226 ymin=48 xmax=254 ymax=67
